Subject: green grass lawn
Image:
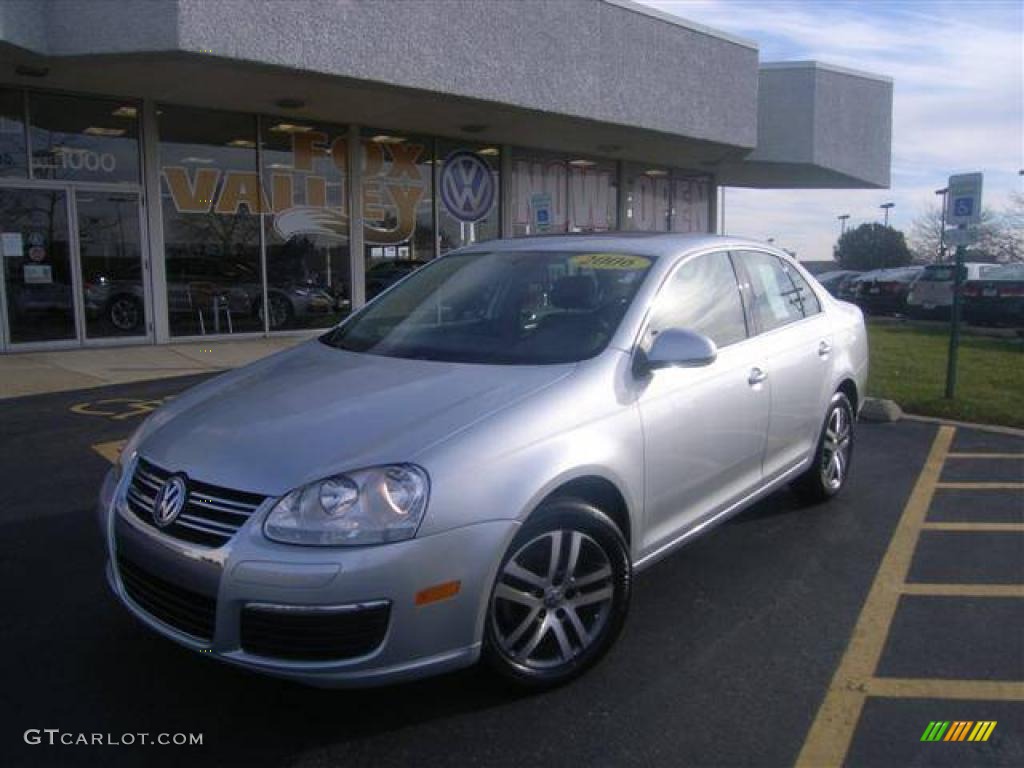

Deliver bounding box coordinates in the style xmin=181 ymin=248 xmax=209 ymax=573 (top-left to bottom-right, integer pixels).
xmin=867 ymin=319 xmax=1024 ymax=428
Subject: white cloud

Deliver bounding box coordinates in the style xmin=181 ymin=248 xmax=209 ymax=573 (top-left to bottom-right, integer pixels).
xmin=638 ymin=0 xmax=1024 ymax=261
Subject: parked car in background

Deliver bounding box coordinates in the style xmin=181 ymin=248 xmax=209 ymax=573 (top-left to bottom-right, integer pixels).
xmin=852 ymin=266 xmax=924 ymax=316
xmin=962 ymin=263 xmax=1024 ymax=327
xmin=366 ymin=259 xmax=429 ymax=299
xmin=906 ymin=263 xmax=998 ymax=319
xmin=100 ymin=234 xmax=868 ymax=689
xmin=816 ymin=270 xmax=862 ymax=299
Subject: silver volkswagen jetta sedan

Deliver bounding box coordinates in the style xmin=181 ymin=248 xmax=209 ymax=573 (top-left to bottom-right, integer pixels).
xmin=99 ymin=234 xmax=867 ymax=689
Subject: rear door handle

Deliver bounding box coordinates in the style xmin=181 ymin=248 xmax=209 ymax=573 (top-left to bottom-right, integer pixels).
xmin=748 ymin=367 xmax=768 ymax=386
xmin=818 ymin=340 xmax=832 ymax=357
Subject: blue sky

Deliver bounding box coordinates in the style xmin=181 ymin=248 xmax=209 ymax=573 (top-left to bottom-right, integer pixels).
xmin=637 ymin=0 xmax=1024 ymax=261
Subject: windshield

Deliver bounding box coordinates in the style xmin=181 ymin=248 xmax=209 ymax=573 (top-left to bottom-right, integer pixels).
xmin=322 ymin=250 xmax=655 ymax=364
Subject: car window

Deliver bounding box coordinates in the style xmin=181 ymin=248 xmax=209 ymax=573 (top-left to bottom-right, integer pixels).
xmin=782 ymin=261 xmax=822 ymax=317
xmin=646 ymin=251 xmax=747 ymax=348
xmin=738 ymin=251 xmax=808 ymax=332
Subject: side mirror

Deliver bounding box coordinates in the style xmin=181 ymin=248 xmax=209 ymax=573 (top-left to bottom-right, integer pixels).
xmin=635 ymin=328 xmax=717 ymax=376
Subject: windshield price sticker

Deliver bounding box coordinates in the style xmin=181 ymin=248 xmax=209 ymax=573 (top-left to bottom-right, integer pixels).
xmin=572 ymin=253 xmax=651 ymax=270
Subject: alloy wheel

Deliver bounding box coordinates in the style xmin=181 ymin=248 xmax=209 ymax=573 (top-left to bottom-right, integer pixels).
xmin=490 ymin=529 xmax=615 ymax=670
xmin=821 ymin=403 xmax=852 ymax=491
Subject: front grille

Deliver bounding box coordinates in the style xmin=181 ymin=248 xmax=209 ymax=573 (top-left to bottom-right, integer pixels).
xmin=126 ymin=458 xmax=265 ymax=547
xmin=241 ymin=603 xmax=390 ymax=661
xmin=117 ymin=554 xmax=217 ymax=642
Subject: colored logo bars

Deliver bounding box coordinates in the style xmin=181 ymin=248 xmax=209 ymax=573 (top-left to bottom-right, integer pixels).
xmin=920 ymin=721 xmax=997 ymax=742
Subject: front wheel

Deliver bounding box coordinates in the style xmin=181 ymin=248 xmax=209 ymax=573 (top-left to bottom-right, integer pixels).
xmin=793 ymin=391 xmax=855 ymax=503
xmin=483 ymin=499 xmax=631 ymax=689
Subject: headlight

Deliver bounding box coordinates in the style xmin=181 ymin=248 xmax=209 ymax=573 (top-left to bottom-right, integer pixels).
xmin=263 ymin=465 xmax=429 ymax=546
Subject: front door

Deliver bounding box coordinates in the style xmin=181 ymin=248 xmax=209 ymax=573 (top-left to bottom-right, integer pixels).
xmin=0 ymin=185 xmax=149 ymax=350
xmin=636 ymin=250 xmax=770 ymax=556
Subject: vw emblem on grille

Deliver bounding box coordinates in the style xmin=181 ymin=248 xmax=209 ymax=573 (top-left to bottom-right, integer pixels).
xmin=152 ymin=474 xmax=188 ymax=528
xmin=440 ymin=150 xmax=495 ymax=223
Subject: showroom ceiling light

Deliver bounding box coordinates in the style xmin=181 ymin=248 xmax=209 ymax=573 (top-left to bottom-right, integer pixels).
xmin=269 ymin=123 xmax=313 ymax=133
xmin=644 ymin=168 xmax=669 ymax=177
xmin=111 ymin=106 xmax=138 ymax=119
xmin=370 ymin=135 xmax=406 ymax=144
xmin=227 ymin=139 xmax=257 ymax=148
xmin=83 ymin=126 xmax=125 ymax=137
xmin=477 ymin=147 xmax=499 ymax=156
xmin=181 ymin=156 xmax=214 ymax=164
xmin=568 ymin=159 xmax=597 ymax=168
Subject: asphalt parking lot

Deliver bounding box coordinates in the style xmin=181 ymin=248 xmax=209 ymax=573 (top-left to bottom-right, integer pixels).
xmin=1 ymin=375 xmax=1021 ymax=768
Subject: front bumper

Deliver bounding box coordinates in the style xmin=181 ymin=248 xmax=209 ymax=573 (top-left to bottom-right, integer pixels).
xmin=99 ymin=464 xmax=518 ymax=687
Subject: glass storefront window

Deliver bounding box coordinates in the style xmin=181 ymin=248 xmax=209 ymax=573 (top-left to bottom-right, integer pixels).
xmin=668 ymin=175 xmax=711 ymax=233
xmin=436 ymin=141 xmax=500 ymax=254
xmin=361 ymin=132 xmax=434 ymax=300
xmin=0 ymin=89 xmax=27 ymax=178
xmin=260 ymin=119 xmax=352 ymax=330
xmin=568 ymin=157 xmax=617 ymax=232
xmin=510 ymin=150 xmax=568 ymax=236
xmin=624 ymin=164 xmax=711 ymax=233
xmin=158 ymin=105 xmax=263 ymax=336
xmin=28 ymin=92 xmax=140 ymax=184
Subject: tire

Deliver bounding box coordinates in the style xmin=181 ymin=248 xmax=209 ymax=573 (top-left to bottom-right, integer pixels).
xmin=793 ymin=391 xmax=855 ymax=503
xmin=107 ymin=294 xmax=143 ymax=332
xmin=483 ymin=498 xmax=631 ymax=689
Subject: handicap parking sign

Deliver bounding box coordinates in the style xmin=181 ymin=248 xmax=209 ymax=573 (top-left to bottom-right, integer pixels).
xmin=946 ymin=173 xmax=982 ymax=226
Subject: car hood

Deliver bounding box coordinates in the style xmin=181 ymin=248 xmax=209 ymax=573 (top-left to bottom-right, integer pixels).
xmin=137 ymin=340 xmax=575 ymax=497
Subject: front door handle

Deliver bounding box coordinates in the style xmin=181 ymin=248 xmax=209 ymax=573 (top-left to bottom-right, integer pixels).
xmin=818 ymin=340 xmax=833 ymax=357
xmin=748 ymin=367 xmax=768 ymax=386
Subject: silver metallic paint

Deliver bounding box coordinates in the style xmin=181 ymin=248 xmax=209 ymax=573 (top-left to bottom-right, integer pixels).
xmin=100 ymin=233 xmax=868 ymax=686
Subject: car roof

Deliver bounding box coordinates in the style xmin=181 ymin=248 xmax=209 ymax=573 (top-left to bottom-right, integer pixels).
xmin=455 ymin=232 xmax=785 ymax=261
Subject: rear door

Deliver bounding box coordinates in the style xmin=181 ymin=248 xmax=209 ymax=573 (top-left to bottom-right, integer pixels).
xmin=636 ymin=250 xmax=770 ymax=554
xmin=733 ymin=250 xmax=833 ymax=480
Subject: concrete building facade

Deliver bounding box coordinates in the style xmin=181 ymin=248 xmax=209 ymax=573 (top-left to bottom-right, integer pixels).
xmin=0 ymin=0 xmax=892 ymax=352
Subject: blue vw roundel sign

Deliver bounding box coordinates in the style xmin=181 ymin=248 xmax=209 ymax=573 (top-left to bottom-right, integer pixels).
xmin=440 ymin=151 xmax=495 ymax=223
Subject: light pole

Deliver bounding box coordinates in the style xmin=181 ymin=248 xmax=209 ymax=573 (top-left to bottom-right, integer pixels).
xmin=880 ymin=202 xmax=895 ymax=227
xmin=935 ymin=187 xmax=948 ymax=262
xmin=838 ymin=213 xmax=850 ymax=236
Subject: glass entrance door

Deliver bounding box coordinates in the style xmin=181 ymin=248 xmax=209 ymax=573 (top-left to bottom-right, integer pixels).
xmin=77 ymin=190 xmax=148 ymax=340
xmin=0 ymin=187 xmax=75 ymax=345
xmin=0 ymin=185 xmax=149 ymax=350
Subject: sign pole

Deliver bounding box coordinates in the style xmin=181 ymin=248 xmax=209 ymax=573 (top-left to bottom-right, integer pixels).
xmin=942 ymin=172 xmax=983 ymax=400
xmin=944 ymin=233 xmax=966 ymax=399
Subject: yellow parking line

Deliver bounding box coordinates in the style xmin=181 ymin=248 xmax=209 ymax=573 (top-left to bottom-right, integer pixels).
xmin=795 ymin=426 xmax=955 ymax=768
xmin=921 ymin=521 xmax=1024 ymax=532
xmin=936 ymin=482 xmax=1024 ymax=490
xmin=91 ymin=439 xmax=126 ymax=465
xmin=867 ymin=678 xmax=1024 ymax=701
xmin=900 ymin=583 xmax=1024 ymax=598
xmin=946 ymin=454 xmax=1019 ymax=460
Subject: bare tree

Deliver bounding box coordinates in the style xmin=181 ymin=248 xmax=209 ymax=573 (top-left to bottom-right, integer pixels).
xmin=909 ymin=199 xmax=1023 ymax=264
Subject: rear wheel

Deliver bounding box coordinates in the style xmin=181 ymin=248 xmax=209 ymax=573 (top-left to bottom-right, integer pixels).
xmin=793 ymin=392 xmax=855 ymax=503
xmin=108 ymin=294 xmax=142 ymax=332
xmin=483 ymin=499 xmax=631 ymax=689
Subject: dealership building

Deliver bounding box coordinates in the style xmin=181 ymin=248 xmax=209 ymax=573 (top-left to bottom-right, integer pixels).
xmin=0 ymin=0 xmax=892 ymax=353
